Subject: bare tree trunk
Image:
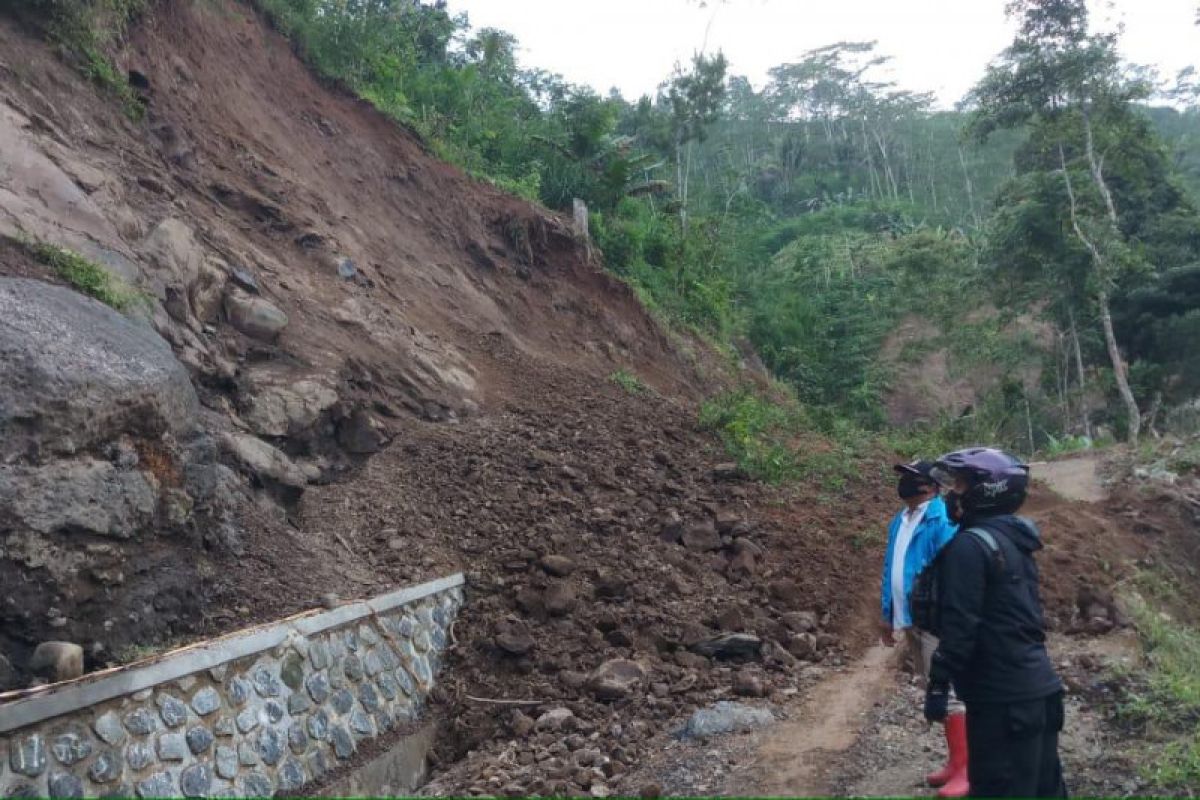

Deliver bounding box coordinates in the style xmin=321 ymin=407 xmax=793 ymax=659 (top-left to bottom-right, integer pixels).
xmin=1060 ymin=143 xmax=1141 ymax=444
xmin=1056 ymin=330 xmax=1070 ymax=429
xmin=1067 ymin=306 xmax=1092 ymax=440
xmin=872 ymin=128 xmax=899 ymax=200
xmin=957 ymin=146 xmax=980 ymax=228
xmin=1024 ymin=396 xmax=1036 ymax=456
xmin=1083 ymin=107 xmax=1120 ymax=224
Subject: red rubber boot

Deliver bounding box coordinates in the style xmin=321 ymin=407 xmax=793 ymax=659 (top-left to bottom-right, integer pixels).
xmin=935 ymin=712 xmax=969 ymax=798
xmin=926 ymin=720 xmax=955 ymax=788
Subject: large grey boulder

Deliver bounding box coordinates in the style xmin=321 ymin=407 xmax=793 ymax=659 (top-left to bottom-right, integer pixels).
xmin=0 ymin=278 xmax=199 ymax=459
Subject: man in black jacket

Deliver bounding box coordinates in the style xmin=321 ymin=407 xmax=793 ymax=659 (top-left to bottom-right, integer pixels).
xmin=922 ymin=447 xmax=1067 ymax=798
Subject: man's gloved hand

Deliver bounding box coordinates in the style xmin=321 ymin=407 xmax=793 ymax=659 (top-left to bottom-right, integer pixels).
xmin=924 ymin=681 xmax=950 ymax=723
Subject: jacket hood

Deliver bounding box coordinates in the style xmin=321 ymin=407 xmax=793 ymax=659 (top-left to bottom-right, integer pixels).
xmin=972 ymin=513 xmax=1042 ymax=552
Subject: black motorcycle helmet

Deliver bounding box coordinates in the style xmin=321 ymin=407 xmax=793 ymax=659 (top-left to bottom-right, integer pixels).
xmin=931 ymin=447 xmax=1029 ymax=518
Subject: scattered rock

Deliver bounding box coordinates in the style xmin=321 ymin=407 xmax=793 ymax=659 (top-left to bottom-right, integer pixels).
xmin=510 ymin=710 xmax=535 ymax=738
xmin=220 ymin=432 xmax=308 ymax=491
xmin=681 ymin=700 xmax=775 ymax=738
xmin=230 ymin=266 xmax=260 ymax=294
xmin=535 ymin=708 xmax=576 ymax=732
xmin=224 ymin=289 xmax=288 ymax=342
xmin=28 ymin=642 xmax=83 ymax=682
xmin=768 ymin=579 xmax=805 ymax=609
xmin=715 ymin=510 xmax=741 ymax=534
xmin=540 ymin=554 xmax=576 ymax=577
xmin=681 ymin=519 xmax=721 ymax=551
xmin=733 ymin=669 xmax=766 ymax=697
xmin=689 ymin=633 xmax=763 ymax=660
xmin=543 ymin=582 xmax=577 ymax=616
xmin=335 ymin=256 xmax=357 ymax=280
xmin=586 ymin=659 xmax=646 ymax=700
xmin=782 ymin=610 xmax=819 ymax=633
xmin=657 ymin=510 xmax=684 ymax=543
xmin=495 ymin=628 xmax=535 ymax=656
xmin=786 ymin=632 xmax=818 ymax=660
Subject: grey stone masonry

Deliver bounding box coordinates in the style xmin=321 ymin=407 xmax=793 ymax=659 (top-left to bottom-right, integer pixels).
xmin=0 ymin=574 xmax=463 ymax=798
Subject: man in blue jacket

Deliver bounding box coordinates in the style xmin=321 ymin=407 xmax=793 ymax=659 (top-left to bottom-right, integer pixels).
xmin=880 ymin=460 xmax=965 ymax=797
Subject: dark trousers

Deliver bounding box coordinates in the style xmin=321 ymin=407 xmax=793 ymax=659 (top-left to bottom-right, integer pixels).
xmin=966 ymin=692 xmax=1068 ymax=798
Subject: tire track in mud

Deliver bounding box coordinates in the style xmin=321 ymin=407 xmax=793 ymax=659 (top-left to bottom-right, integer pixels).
xmin=732 ymin=644 xmax=899 ymax=796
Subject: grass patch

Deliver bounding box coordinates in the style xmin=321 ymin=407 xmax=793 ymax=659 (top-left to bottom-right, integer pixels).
xmin=699 ymin=389 xmax=803 ymax=483
xmin=609 ymin=368 xmax=648 ymax=396
xmin=699 ymin=388 xmax=871 ymax=487
xmin=1118 ymin=593 xmax=1200 ymax=790
xmin=17 ymin=237 xmax=147 ymax=311
xmin=1040 ymin=432 xmax=1094 ymax=459
xmin=15 ymin=0 xmax=147 ymax=119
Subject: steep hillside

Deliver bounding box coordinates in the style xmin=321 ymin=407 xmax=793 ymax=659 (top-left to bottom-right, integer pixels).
xmin=0 ymin=0 xmax=706 ymax=679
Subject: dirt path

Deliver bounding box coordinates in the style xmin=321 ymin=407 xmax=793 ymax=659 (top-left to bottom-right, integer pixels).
xmin=731 ymin=645 xmax=899 ymax=796
xmin=1032 ymin=453 xmax=1106 ymax=503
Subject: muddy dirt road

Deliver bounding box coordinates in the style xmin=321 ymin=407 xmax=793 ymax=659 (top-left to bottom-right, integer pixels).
xmin=626 ymin=451 xmax=1163 ymax=797
xmin=732 ymin=645 xmax=897 ymax=796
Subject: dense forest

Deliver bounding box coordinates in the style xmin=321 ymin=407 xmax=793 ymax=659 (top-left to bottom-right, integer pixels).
xmin=245 ymin=0 xmax=1200 ymax=454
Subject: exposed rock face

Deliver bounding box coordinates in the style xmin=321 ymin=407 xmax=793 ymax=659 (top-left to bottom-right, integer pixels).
xmin=0 ymin=278 xmax=199 ymax=459
xmin=0 ymin=459 xmax=158 ymax=538
xmin=0 ymin=279 xmax=244 ymax=684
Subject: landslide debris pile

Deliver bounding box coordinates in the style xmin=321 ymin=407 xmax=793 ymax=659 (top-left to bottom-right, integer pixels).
xmin=302 ymin=340 xmax=896 ymax=796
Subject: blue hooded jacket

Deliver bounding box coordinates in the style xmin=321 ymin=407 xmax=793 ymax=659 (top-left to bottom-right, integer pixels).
xmin=880 ymin=495 xmax=957 ymax=628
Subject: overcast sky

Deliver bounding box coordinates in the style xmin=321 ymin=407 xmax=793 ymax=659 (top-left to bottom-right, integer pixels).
xmin=445 ymin=0 xmax=1200 ymax=107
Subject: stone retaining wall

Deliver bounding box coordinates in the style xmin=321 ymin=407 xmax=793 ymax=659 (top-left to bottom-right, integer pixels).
xmin=0 ymin=574 xmax=464 ymax=798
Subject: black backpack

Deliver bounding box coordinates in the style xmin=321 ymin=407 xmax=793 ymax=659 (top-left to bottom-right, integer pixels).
xmin=909 ymin=527 xmax=1006 ymax=635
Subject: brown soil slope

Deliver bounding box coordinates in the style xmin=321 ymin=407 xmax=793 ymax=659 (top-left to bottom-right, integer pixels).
xmin=0 ymin=0 xmax=711 ymax=670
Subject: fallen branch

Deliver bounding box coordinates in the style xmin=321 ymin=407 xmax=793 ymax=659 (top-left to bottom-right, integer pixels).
xmin=465 ymin=695 xmax=544 ymax=706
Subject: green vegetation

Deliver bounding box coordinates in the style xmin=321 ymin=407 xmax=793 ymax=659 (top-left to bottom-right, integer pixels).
xmin=17 ymin=237 xmax=146 ymax=311
xmin=1120 ymin=595 xmax=1200 ymax=790
xmin=238 ymin=0 xmax=1200 ymax=454
xmin=609 ymin=368 xmax=648 ymax=396
xmin=15 ymin=0 xmax=147 ymax=118
xmin=698 ymin=388 xmax=866 ymax=487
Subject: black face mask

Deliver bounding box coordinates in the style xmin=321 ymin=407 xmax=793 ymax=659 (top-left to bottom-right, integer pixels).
xmin=898 ymin=476 xmax=931 ymax=500
xmin=944 ymin=491 xmax=963 ymax=521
